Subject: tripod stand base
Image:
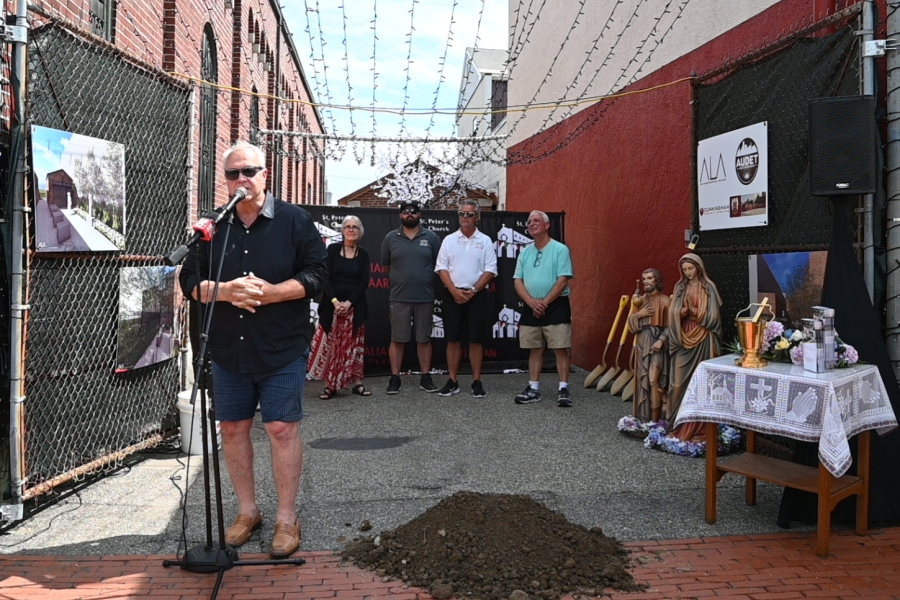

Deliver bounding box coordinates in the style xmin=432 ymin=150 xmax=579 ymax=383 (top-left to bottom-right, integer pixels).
xmin=165 ymin=544 xmax=239 ymax=573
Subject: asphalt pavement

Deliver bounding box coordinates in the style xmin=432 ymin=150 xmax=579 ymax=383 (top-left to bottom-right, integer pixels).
xmin=0 ymin=368 xmax=815 ymax=557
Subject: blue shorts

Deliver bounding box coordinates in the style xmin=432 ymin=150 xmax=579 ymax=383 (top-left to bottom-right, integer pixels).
xmin=211 ymin=356 xmax=307 ymax=423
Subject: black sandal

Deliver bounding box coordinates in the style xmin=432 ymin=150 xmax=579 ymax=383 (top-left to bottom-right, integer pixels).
xmin=351 ymin=384 xmax=372 ymax=397
xmin=319 ymin=387 xmax=336 ymax=399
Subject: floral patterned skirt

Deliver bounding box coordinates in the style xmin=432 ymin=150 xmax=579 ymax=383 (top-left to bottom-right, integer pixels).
xmin=308 ymin=308 xmax=365 ymax=391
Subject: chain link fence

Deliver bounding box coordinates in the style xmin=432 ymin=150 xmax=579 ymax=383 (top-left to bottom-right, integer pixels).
xmin=2 ymin=18 xmax=191 ymax=503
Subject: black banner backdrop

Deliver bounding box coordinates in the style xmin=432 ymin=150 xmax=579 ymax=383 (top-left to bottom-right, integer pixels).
xmin=304 ymin=206 xmax=565 ymax=374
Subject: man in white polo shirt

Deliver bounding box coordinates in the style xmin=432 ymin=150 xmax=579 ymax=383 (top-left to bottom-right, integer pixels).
xmin=434 ymin=199 xmax=498 ymax=397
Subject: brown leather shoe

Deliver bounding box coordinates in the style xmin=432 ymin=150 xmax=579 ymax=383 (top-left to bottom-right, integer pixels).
xmin=224 ymin=511 xmax=263 ymax=547
xmin=269 ymin=520 xmax=301 ymax=558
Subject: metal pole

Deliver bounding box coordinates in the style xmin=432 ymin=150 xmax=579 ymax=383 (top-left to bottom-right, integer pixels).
xmin=3 ymin=0 xmax=30 ymax=523
xmin=862 ymin=0 xmax=876 ymax=303
xmin=886 ymin=1 xmax=900 ymax=382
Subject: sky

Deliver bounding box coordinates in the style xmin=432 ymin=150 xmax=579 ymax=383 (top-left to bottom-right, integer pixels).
xmin=283 ymin=0 xmax=508 ymax=201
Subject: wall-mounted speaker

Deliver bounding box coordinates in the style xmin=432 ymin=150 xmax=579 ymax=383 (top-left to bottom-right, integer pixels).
xmin=808 ymin=95 xmax=876 ymax=196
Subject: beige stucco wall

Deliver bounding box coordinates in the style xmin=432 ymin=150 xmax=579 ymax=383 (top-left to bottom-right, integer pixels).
xmin=506 ymin=0 xmax=784 ymax=146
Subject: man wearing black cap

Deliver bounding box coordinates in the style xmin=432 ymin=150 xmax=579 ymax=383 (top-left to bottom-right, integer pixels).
xmin=381 ymin=200 xmax=442 ymax=394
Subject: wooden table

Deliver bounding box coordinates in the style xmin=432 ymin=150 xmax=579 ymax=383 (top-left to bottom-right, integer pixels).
xmin=675 ymin=355 xmax=898 ymax=557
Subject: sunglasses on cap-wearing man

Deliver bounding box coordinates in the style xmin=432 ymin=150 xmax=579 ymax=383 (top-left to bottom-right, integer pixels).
xmin=224 ymin=166 xmax=265 ymax=181
xmin=400 ymin=208 xmax=420 ymax=215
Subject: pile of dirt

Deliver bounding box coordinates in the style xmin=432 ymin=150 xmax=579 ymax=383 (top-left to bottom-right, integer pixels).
xmin=342 ymin=491 xmax=644 ymax=600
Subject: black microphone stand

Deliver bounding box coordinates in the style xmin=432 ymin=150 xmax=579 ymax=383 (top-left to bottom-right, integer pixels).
xmin=162 ymin=205 xmax=305 ymax=599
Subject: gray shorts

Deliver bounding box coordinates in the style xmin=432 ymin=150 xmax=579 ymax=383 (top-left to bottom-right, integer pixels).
xmin=390 ymin=301 xmax=434 ymax=344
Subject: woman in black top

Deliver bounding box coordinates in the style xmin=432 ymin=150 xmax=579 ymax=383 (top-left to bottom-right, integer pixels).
xmin=308 ymin=215 xmax=371 ymax=397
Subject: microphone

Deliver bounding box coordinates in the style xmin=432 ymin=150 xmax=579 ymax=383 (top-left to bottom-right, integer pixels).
xmin=164 ymin=187 xmax=249 ymax=265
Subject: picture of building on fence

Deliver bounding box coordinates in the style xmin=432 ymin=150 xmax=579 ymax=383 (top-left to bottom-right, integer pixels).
xmin=116 ymin=266 xmax=181 ymax=372
xmin=31 ymin=125 xmax=126 ymax=252
xmin=749 ymin=251 xmax=828 ymax=327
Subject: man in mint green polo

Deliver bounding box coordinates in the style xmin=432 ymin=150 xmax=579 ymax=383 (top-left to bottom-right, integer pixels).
xmin=512 ymin=210 xmax=574 ymax=407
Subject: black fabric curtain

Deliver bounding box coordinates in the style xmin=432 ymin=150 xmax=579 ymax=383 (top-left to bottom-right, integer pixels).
xmin=778 ymin=199 xmax=900 ymax=525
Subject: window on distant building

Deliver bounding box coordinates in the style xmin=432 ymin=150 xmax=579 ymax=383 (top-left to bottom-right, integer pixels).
xmin=198 ymin=23 xmax=218 ymax=216
xmin=250 ymin=86 xmax=260 ymax=145
xmin=490 ymin=79 xmax=508 ymax=131
xmin=90 ymin=0 xmax=117 ymax=42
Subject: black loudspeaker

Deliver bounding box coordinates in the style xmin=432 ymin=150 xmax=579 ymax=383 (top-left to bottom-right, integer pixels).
xmin=808 ymin=95 xmax=876 ymax=196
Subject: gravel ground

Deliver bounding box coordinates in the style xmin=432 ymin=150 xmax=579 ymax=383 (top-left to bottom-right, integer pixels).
xmin=0 ymin=367 xmax=814 ymax=556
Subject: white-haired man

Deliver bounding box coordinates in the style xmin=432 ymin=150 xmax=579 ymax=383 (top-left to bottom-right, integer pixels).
xmin=179 ymin=140 xmax=327 ymax=559
xmin=434 ymin=199 xmax=497 ymax=397
xmin=512 ymin=210 xmax=574 ymax=407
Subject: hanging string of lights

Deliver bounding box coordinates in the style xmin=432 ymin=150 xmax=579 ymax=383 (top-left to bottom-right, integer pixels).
xmin=426 ymin=0 xmax=460 ymax=136
xmin=398 ymin=0 xmax=419 ymax=136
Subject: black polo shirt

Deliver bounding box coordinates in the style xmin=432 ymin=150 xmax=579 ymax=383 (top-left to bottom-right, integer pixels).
xmin=179 ymin=194 xmax=328 ymax=374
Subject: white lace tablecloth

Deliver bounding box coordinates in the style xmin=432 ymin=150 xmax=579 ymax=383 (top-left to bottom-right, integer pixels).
xmin=674 ymin=354 xmax=898 ymax=477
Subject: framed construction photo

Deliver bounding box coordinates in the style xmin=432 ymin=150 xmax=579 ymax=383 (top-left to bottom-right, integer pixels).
xmin=31 ymin=125 xmax=126 ymax=252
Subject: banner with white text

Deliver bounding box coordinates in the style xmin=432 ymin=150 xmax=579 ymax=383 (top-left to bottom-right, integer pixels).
xmin=305 ymin=206 xmax=565 ymax=374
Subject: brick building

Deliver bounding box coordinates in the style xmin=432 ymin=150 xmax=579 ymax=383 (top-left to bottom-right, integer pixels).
xmin=21 ymin=0 xmax=325 ymax=216
xmin=338 ymin=167 xmax=497 ymax=210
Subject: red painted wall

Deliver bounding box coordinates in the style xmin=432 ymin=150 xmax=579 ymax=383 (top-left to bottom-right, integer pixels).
xmin=507 ymin=0 xmax=883 ymax=369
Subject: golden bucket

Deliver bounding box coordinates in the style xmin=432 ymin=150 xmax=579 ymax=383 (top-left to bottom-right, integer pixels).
xmin=735 ymin=302 xmax=774 ymax=369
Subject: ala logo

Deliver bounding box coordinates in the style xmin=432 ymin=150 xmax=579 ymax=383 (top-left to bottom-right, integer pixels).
xmin=315 ymin=222 xmax=342 ymax=246
xmin=494 ymin=225 xmax=533 ymax=259
xmin=735 ymin=138 xmax=759 ymax=185
xmin=699 ymin=153 xmax=727 ymax=185
xmin=492 ymin=305 xmax=521 ymax=338
xmin=420 ymin=239 xmax=431 ymax=247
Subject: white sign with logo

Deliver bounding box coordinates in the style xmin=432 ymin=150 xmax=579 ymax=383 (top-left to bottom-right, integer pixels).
xmin=697 ymin=121 xmax=768 ymax=231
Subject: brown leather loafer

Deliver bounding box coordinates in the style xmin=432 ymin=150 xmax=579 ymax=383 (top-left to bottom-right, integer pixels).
xmin=269 ymin=520 xmax=301 ymax=558
xmin=224 ymin=511 xmax=263 ymax=547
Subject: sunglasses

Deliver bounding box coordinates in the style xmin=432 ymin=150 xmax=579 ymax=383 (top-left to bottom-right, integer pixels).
xmin=400 ymin=208 xmax=419 ymax=215
xmin=534 ymin=250 xmax=543 ymax=268
xmin=458 ymin=211 xmax=477 ymax=218
xmin=224 ymin=166 xmax=265 ymax=181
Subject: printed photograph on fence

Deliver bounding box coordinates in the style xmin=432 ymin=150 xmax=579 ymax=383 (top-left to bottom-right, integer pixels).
xmin=30 ymin=125 xmax=126 ymax=252
xmin=748 ymin=251 xmax=827 ymax=327
xmin=116 ymin=266 xmax=180 ymax=372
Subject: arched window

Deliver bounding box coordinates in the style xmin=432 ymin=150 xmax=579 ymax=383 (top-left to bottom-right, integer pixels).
xmin=198 ymin=23 xmax=218 ymax=216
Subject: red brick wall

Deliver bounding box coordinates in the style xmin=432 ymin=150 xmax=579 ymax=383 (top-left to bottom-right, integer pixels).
xmin=18 ymin=0 xmax=325 ymax=216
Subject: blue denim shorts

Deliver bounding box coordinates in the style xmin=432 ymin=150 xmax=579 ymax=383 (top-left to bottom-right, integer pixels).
xmin=211 ymin=356 xmax=306 ymax=423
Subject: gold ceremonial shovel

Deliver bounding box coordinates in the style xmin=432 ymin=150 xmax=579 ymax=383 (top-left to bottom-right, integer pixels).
xmin=584 ymin=295 xmax=629 ymax=388
xmin=610 ymin=333 xmax=635 ymax=396
xmin=596 ymin=301 xmax=636 ymax=392
xmin=621 ymin=375 xmax=635 ymax=402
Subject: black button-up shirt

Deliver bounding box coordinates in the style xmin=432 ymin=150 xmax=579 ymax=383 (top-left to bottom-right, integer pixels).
xmin=179 ymin=194 xmax=328 ymax=374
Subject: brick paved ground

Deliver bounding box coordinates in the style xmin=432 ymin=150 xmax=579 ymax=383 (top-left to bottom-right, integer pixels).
xmin=0 ymin=527 xmax=897 ymax=600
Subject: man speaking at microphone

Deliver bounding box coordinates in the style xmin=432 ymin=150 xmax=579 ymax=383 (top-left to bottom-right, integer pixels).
xmin=179 ymin=140 xmax=327 ymax=559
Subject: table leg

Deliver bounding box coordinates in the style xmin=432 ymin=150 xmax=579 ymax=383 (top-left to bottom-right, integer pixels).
xmin=817 ymin=462 xmax=832 ymax=558
xmin=856 ymin=430 xmax=870 ymax=536
xmin=705 ymin=421 xmax=718 ymax=524
xmin=745 ymin=429 xmax=757 ymax=506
